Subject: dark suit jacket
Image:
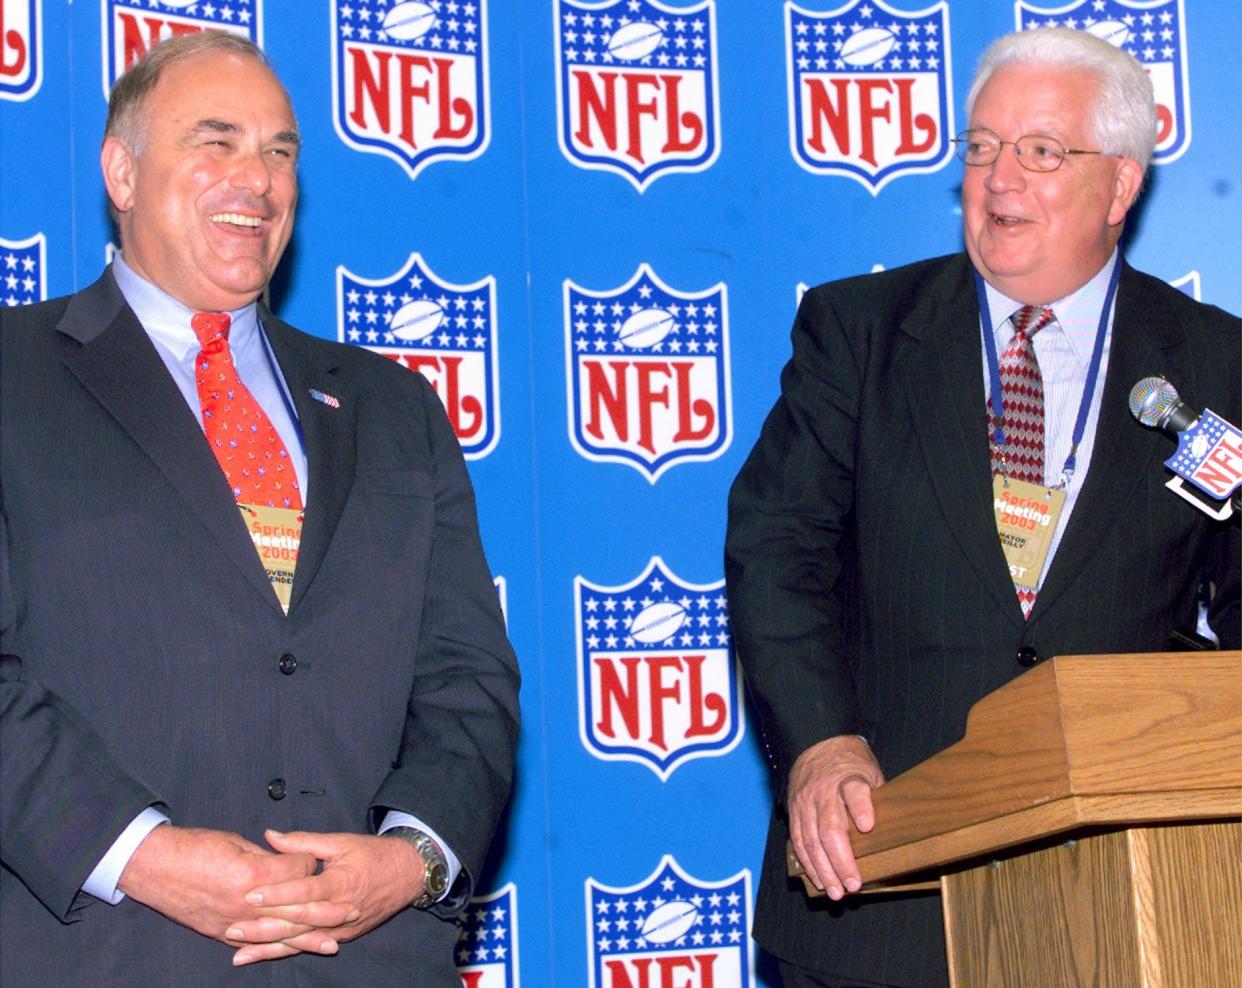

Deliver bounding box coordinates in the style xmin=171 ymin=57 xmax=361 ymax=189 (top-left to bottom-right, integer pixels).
xmin=0 ymin=270 xmax=520 ymax=986
xmin=725 ymin=253 xmax=1240 ymax=987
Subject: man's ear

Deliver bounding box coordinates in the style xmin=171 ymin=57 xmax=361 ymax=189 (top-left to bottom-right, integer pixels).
xmin=1107 ymin=156 xmax=1145 ymax=227
xmin=101 ymin=136 xmax=137 ymax=214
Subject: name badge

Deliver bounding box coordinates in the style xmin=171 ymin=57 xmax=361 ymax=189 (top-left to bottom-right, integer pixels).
xmin=241 ymin=504 xmax=302 ymax=614
xmin=992 ymin=476 xmax=1064 ymax=594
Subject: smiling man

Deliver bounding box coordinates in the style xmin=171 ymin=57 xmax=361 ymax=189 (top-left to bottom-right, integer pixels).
xmin=726 ymin=28 xmax=1239 ymax=988
xmin=0 ymin=33 xmax=519 ymax=986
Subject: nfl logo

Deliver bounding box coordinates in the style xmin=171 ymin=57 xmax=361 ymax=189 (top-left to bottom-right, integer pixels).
xmin=1 ymin=233 xmax=47 ymax=306
xmin=554 ymin=0 xmax=721 ymax=192
xmin=585 ymin=856 xmax=752 ymax=988
xmin=331 ymin=0 xmax=490 ymax=179
xmin=575 ymin=557 xmax=743 ymax=780
xmin=786 ymin=0 xmax=955 ymax=194
xmin=1168 ymin=410 xmax=1242 ymax=501
xmin=336 ymin=252 xmax=500 ymax=459
xmin=102 ymin=0 xmax=262 ymax=98
xmin=0 ymin=0 xmax=41 ymax=101
xmin=1016 ymin=0 xmax=1191 ymax=163
xmin=565 ymin=264 xmax=731 ymax=482
xmin=456 ymin=883 xmax=520 ymax=988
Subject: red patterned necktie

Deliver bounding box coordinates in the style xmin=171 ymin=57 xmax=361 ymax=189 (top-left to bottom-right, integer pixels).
xmin=990 ymin=304 xmax=1054 ymax=618
xmin=191 ymin=311 xmax=303 ymax=510
xmin=990 ymin=305 xmax=1054 ymax=485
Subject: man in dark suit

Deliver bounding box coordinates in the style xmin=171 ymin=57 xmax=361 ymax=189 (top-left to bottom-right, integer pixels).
xmin=726 ymin=28 xmax=1239 ymax=988
xmin=0 ymin=32 xmax=519 ymax=985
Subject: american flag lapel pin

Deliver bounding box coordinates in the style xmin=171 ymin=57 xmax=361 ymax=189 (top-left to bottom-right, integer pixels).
xmin=309 ymin=388 xmax=341 ymax=409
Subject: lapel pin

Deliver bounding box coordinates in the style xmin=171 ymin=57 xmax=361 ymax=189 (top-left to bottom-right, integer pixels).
xmin=309 ymin=388 xmax=341 ymax=409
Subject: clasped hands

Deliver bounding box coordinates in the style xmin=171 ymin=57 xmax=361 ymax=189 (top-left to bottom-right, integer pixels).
xmin=786 ymin=734 xmax=885 ymax=901
xmin=118 ymin=824 xmax=426 ymax=966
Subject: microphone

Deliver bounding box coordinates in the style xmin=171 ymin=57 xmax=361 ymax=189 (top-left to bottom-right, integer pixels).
xmin=1129 ymin=376 xmax=1242 ymax=520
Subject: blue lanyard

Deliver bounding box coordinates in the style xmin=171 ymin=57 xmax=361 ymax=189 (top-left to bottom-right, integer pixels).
xmin=975 ymin=257 xmax=1121 ymax=489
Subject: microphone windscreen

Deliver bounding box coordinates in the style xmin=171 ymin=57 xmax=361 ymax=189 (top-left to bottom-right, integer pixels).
xmin=1128 ymin=376 xmax=1181 ymax=428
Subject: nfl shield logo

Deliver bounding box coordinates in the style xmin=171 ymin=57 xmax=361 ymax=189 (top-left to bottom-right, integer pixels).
xmin=565 ymin=264 xmax=731 ymax=482
xmin=586 ymin=856 xmax=752 ymax=988
xmin=0 ymin=0 xmax=41 ymax=101
xmin=331 ymin=0 xmax=490 ymax=179
xmin=554 ymin=0 xmax=721 ymax=192
xmin=456 ymin=883 xmax=520 ymax=987
xmin=336 ymin=252 xmax=500 ymax=459
xmin=1016 ymin=0 xmax=1191 ymax=163
xmin=102 ymin=0 xmax=262 ymax=98
xmin=786 ymin=0 xmax=955 ymax=194
xmin=575 ymin=557 xmax=743 ymax=780
xmin=1 ymin=233 xmax=47 ymax=306
xmin=1167 ymin=410 xmax=1242 ymax=501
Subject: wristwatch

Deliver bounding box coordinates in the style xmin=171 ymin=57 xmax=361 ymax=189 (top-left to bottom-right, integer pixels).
xmin=385 ymin=826 xmax=449 ymax=908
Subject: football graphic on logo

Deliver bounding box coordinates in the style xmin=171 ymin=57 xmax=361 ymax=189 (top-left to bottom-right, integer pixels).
xmin=382 ymin=2 xmax=438 ymax=42
xmin=840 ymin=27 xmax=897 ymax=67
xmin=629 ymin=601 xmax=688 ymax=644
xmin=607 ymin=22 xmax=664 ymax=62
xmin=618 ymin=308 xmax=675 ymax=349
xmin=641 ymin=901 xmax=698 ymax=944
xmin=1085 ymin=20 xmax=1131 ymax=48
xmin=390 ymin=299 xmax=446 ymax=341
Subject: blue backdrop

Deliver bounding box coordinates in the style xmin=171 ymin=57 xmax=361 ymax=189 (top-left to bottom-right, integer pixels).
xmin=2 ymin=1 xmax=1238 ymax=985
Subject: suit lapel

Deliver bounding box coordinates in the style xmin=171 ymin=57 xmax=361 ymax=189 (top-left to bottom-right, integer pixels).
xmin=56 ymin=273 xmax=280 ymax=609
xmin=1030 ymin=262 xmax=1187 ymax=619
xmin=260 ymin=311 xmax=357 ymax=612
xmin=894 ymin=256 xmax=1025 ymax=625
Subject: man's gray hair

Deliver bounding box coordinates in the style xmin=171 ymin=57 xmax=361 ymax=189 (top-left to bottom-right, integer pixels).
xmin=105 ymin=32 xmax=280 ymax=152
xmin=965 ymin=28 xmax=1157 ymax=173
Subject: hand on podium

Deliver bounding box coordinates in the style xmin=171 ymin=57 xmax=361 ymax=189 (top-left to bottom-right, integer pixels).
xmin=787 ymin=734 xmax=885 ymax=900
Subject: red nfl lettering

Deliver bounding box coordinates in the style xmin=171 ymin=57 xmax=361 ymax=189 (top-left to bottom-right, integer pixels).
xmin=346 ymin=48 xmax=474 ymax=151
xmin=593 ymin=654 xmax=727 ymax=753
xmin=572 ymin=70 xmax=704 ymax=166
xmin=603 ymin=954 xmax=718 ymax=988
xmin=1195 ymin=435 xmax=1242 ymax=496
xmin=582 ymin=359 xmax=715 ymax=456
xmin=803 ymin=77 xmax=937 ymax=168
xmin=116 ymin=13 xmax=202 ymax=73
xmin=0 ymin=3 xmax=29 ymax=81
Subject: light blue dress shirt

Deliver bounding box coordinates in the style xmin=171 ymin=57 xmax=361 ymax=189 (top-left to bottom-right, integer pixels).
xmin=83 ymin=256 xmax=459 ymax=904
xmin=980 ymin=249 xmax=1119 ymax=591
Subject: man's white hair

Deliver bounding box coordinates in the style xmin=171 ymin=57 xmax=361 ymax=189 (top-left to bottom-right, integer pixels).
xmin=965 ymin=27 xmax=1157 ymax=172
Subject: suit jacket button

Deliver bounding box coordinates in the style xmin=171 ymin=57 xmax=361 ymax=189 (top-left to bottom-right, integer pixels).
xmin=267 ymin=778 xmax=287 ymax=800
xmin=278 ymin=653 xmax=298 ymax=675
xmin=1016 ymin=646 xmax=1039 ymax=668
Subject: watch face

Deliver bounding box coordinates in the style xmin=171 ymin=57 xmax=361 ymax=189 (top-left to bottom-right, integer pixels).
xmin=427 ymin=863 xmax=448 ymax=896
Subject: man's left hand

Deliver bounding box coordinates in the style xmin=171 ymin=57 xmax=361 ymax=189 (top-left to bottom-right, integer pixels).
xmin=227 ymin=830 xmax=425 ymax=966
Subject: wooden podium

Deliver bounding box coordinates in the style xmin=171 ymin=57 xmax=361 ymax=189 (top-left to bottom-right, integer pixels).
xmin=789 ymin=651 xmax=1242 ymax=987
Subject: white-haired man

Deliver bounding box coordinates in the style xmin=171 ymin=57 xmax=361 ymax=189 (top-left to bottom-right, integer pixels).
xmin=727 ymin=28 xmax=1239 ymax=988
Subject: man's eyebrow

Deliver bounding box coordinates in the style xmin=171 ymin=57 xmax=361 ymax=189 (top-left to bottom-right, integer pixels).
xmin=187 ymin=120 xmax=301 ymax=147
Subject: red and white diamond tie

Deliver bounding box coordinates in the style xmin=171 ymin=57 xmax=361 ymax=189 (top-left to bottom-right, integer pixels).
xmin=990 ymin=305 xmax=1053 ymax=618
xmin=191 ymin=311 xmax=303 ymax=510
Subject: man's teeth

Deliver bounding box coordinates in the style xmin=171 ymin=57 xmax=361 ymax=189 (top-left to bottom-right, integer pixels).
xmin=210 ymin=212 xmax=262 ymax=228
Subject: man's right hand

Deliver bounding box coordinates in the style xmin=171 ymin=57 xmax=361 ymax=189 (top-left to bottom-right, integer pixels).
xmin=117 ymin=824 xmax=354 ymax=955
xmin=786 ymin=734 xmax=885 ymax=900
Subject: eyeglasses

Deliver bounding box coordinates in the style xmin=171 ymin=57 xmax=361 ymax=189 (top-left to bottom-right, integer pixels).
xmin=952 ymin=128 xmax=1113 ymax=172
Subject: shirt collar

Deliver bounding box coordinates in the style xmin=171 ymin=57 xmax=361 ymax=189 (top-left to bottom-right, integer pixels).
xmin=111 ymin=252 xmax=260 ymax=360
xmin=981 ymin=248 xmax=1120 ymax=369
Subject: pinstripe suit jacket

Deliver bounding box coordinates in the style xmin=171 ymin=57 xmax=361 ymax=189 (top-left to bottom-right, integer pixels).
xmin=725 ymin=253 xmax=1240 ymax=986
xmin=0 ymin=269 xmax=520 ymax=987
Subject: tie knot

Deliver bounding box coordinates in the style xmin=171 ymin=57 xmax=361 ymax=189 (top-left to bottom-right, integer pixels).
xmin=1011 ymin=305 xmax=1054 ymax=339
xmin=191 ymin=311 xmax=232 ymax=347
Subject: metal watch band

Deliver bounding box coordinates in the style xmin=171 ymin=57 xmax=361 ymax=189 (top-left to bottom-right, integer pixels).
xmin=384 ymin=826 xmax=449 ymax=908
